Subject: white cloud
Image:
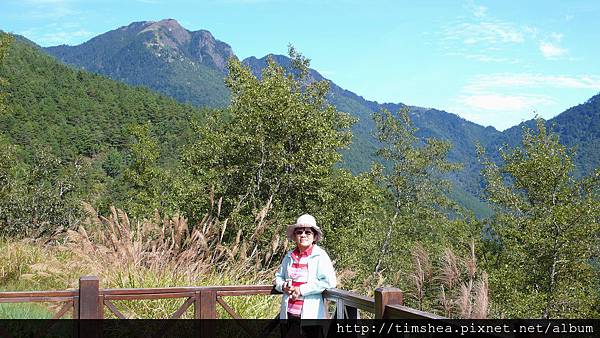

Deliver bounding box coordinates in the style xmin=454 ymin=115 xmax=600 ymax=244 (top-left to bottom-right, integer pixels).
xmin=550 ymin=32 xmax=564 ymax=42
xmin=441 ymin=4 xmax=573 ymax=64
xmin=539 ymin=42 xmax=568 ymax=59
xmin=463 ymin=73 xmax=600 ymax=93
xmin=457 ymin=94 xmax=554 ymax=111
xmin=451 ymin=73 xmax=600 ymax=129
xmin=445 ymin=51 xmax=519 ymax=64
xmin=19 ymin=26 xmax=93 ymax=46
xmin=444 ymin=21 xmax=524 ymax=45
xmin=464 ymin=53 xmax=518 ymax=63
xmin=473 ymin=5 xmax=487 ymax=18
xmin=37 ymin=29 xmax=93 ymax=45
xmin=22 ymin=0 xmax=68 ymax=4
xmin=523 ymin=25 xmax=539 ymax=38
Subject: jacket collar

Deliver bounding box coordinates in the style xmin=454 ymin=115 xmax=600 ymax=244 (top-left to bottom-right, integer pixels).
xmin=286 ymin=244 xmax=323 ymax=259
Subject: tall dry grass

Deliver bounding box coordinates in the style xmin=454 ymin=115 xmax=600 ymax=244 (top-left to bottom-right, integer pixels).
xmin=410 ymin=243 xmax=431 ymax=311
xmin=61 ymin=200 xmax=284 ymax=318
xmin=1 ymin=196 xmax=287 ymax=319
xmin=405 ymin=241 xmax=489 ymax=319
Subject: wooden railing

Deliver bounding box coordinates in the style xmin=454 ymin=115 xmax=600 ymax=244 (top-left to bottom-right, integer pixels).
xmin=0 ymin=275 xmax=442 ymax=336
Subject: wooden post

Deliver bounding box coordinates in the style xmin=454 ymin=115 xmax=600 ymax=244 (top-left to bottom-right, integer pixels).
xmin=198 ymin=290 xmax=217 ymax=319
xmin=79 ymin=276 xmax=101 ymax=338
xmin=79 ymin=276 xmax=101 ymax=319
xmin=374 ymin=287 xmax=403 ymax=319
xmin=194 ymin=290 xmax=216 ymax=337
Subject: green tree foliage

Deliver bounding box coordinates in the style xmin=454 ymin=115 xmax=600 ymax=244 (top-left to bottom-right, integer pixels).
xmin=181 ymin=47 xmax=355 ymax=228
xmin=0 ymin=33 xmax=13 ymax=113
xmin=178 ymin=47 xmax=403 ymax=273
xmin=370 ymin=108 xmax=471 ymax=274
xmin=120 ymin=123 xmax=177 ymax=217
xmin=0 ymin=136 xmax=82 ymax=236
xmin=0 ymin=36 xmax=210 ymax=219
xmin=5 ymin=35 xmax=81 ymax=235
xmin=0 ymin=37 xmax=202 ymax=165
xmin=479 ymin=118 xmax=600 ymax=318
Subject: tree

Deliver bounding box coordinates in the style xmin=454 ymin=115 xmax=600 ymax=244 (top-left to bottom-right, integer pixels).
xmin=0 ymin=138 xmax=83 ymax=236
xmin=120 ymin=123 xmax=177 ymax=217
xmin=370 ymin=108 xmax=468 ymax=275
xmin=0 ymin=33 xmax=14 ymax=113
xmin=479 ymin=118 xmax=600 ymax=318
xmin=181 ymin=46 xmax=355 ymax=236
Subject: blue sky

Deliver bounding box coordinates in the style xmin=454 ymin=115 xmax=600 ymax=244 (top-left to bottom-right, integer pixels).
xmin=2 ymin=0 xmax=600 ymax=130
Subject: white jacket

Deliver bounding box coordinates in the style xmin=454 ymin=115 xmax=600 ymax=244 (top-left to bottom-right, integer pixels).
xmin=274 ymin=245 xmax=336 ymax=319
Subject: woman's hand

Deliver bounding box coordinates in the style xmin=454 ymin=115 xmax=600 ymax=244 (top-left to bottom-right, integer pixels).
xmin=283 ymin=280 xmax=293 ymax=294
xmin=289 ymin=286 xmax=301 ymax=300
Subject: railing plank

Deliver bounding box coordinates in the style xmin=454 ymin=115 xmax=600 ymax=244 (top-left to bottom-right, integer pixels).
xmin=73 ymin=296 xmax=79 ymax=319
xmin=100 ymin=284 xmax=275 ymax=295
xmin=375 ymin=287 xmax=403 ymax=319
xmin=0 ymin=290 xmax=77 ymax=298
xmin=51 ymin=301 xmax=73 ymax=319
xmin=324 ymin=288 xmax=375 ymax=312
xmin=199 ymin=290 xmax=216 ymax=319
xmin=104 ymin=299 xmax=127 ymax=319
xmin=198 ymin=291 xmax=216 ymax=338
xmin=0 ymin=296 xmax=75 ymax=303
xmin=79 ymin=276 xmax=101 ymax=319
xmin=170 ymin=297 xmax=195 ymax=319
xmin=0 ymin=277 xmax=444 ymax=323
xmin=104 ymin=292 xmax=195 ymax=301
xmin=386 ymin=304 xmax=445 ymax=319
xmin=79 ymin=276 xmax=101 ymax=338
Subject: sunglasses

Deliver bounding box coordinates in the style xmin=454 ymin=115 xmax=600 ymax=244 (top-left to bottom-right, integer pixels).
xmin=294 ymin=229 xmax=314 ymax=236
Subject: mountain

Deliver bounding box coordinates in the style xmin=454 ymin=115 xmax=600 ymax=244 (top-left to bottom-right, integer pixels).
xmin=40 ymin=20 xmax=506 ymax=216
xmin=242 ymin=55 xmax=501 ymax=177
xmin=495 ymin=93 xmax=600 ymax=177
xmin=45 ymin=21 xmax=500 ymax=187
xmin=45 ymin=19 xmax=232 ymax=108
xmin=243 ymin=54 xmax=501 ymax=215
xmin=40 ymin=19 xmax=599 ymax=216
xmin=0 ymin=34 xmax=204 ymax=165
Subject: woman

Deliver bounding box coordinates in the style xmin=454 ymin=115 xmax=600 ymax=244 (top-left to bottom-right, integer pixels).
xmin=275 ymin=214 xmax=336 ymax=337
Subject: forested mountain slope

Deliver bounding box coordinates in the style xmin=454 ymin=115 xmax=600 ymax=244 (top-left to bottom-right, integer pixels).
xmin=45 ymin=19 xmax=231 ymax=108
xmin=496 ymin=93 xmax=600 ymax=176
xmin=39 ymin=20 xmax=599 ymax=216
xmin=1 ymin=36 xmax=204 ymax=165
xmin=44 ymin=20 xmax=501 ymax=182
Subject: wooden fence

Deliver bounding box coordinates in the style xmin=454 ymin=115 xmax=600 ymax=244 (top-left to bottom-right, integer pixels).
xmin=0 ymin=275 xmax=442 ymax=337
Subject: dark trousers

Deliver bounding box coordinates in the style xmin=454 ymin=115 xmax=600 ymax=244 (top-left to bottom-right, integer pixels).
xmin=281 ymin=313 xmax=324 ymax=338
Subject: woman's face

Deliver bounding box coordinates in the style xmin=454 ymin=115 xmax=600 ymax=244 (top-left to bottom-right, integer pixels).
xmin=293 ymin=227 xmax=314 ymax=250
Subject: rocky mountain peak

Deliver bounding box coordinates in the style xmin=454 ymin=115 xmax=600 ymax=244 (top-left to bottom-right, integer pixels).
xmin=188 ymin=29 xmax=234 ymax=71
xmin=117 ymin=19 xmax=235 ymax=71
xmin=139 ymin=19 xmax=191 ymax=50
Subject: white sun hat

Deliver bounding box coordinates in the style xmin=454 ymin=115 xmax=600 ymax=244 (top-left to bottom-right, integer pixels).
xmin=286 ymin=214 xmax=323 ymax=242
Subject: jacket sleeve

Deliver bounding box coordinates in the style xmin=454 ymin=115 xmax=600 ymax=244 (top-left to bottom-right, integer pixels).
xmin=274 ymin=255 xmax=288 ymax=293
xmin=298 ymin=253 xmax=336 ymax=296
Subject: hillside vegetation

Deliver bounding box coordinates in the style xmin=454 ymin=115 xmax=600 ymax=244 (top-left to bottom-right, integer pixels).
xmin=42 ymin=20 xmax=600 ymax=221
xmin=1 ymin=34 xmax=598 ymax=319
